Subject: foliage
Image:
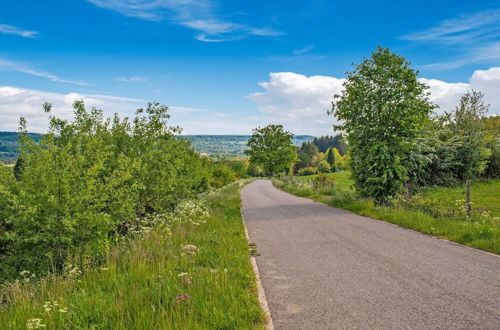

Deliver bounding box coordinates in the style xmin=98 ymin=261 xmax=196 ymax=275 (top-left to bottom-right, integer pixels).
xmin=245 ymin=125 xmax=297 ymax=176
xmin=325 ymin=147 xmax=335 ymax=166
xmin=0 ymin=182 xmax=265 ymax=329
xmin=331 ymin=46 xmax=433 ymax=204
xmin=312 ymin=135 xmax=347 ymax=154
xmin=483 ymin=115 xmax=500 ymax=178
xmin=0 ymin=101 xmax=213 ymax=280
xmin=247 ymin=162 xmax=265 ymax=177
xmin=416 ymin=91 xmax=492 ymax=186
xmin=317 ymin=160 xmax=331 ymax=173
xmin=297 ymin=167 xmax=317 ymax=176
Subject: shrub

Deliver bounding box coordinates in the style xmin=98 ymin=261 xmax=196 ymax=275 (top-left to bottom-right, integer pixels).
xmin=298 ymin=167 xmax=317 ymax=176
xmin=317 ymin=160 xmax=331 ymax=173
xmin=0 ymin=101 xmax=212 ymax=280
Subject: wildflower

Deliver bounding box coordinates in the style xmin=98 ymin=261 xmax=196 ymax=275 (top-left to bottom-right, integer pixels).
xmin=175 ymin=293 xmax=192 ymax=304
xmin=177 ymin=272 xmax=189 ymax=277
xmin=58 ymin=308 xmax=68 ymax=313
xmin=43 ymin=301 xmax=59 ymax=312
xmin=100 ymin=267 xmax=109 ymax=271
xmin=26 ymin=318 xmax=46 ymax=329
xmin=209 ymin=269 xmax=217 ymax=273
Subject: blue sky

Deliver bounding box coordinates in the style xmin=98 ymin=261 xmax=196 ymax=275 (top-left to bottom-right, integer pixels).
xmin=1 ymin=0 xmax=500 ymax=135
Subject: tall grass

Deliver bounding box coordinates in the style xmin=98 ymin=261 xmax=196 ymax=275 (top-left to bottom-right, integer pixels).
xmin=273 ymin=176 xmax=500 ymax=254
xmin=0 ymin=181 xmax=265 ymax=329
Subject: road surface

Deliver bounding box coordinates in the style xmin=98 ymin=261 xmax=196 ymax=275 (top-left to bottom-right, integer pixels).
xmin=241 ymin=180 xmax=500 ymax=330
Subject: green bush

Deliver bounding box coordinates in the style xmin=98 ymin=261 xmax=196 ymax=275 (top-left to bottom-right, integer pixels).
xmin=0 ymin=101 xmax=212 ymax=280
xmin=298 ymin=167 xmax=317 ymax=176
xmin=317 ymin=160 xmax=331 ymax=173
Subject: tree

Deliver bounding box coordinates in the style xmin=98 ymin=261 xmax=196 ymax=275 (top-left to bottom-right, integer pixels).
xmin=331 ymin=47 xmax=433 ymax=204
xmin=326 ymin=148 xmax=335 ymax=166
xmin=245 ymin=125 xmax=297 ymax=176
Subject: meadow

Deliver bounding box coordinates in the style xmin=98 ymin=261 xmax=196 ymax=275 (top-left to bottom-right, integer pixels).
xmin=273 ymin=172 xmax=500 ymax=254
xmin=0 ymin=181 xmax=265 ymax=329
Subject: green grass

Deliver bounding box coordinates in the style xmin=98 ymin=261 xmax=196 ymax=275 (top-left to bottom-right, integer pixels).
xmin=0 ymin=181 xmax=265 ymax=329
xmin=422 ymin=179 xmax=500 ymax=218
xmin=273 ymin=173 xmax=500 ymax=254
xmin=295 ymin=171 xmax=352 ymax=186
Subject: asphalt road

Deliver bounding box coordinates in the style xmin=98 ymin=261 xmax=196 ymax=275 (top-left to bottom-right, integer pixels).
xmin=241 ymin=180 xmax=500 ymax=330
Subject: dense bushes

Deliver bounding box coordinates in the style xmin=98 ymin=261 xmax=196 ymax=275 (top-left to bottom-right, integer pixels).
xmin=0 ymin=101 xmax=219 ymax=280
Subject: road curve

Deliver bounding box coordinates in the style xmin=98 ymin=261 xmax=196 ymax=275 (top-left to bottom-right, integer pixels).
xmin=241 ymin=180 xmax=500 ymax=330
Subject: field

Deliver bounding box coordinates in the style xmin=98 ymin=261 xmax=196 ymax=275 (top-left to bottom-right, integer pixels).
xmin=0 ymin=182 xmax=265 ymax=329
xmin=274 ymin=172 xmax=500 ymax=254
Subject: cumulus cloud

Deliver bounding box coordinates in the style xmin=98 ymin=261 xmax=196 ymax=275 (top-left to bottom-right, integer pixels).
xmin=247 ymin=68 xmax=500 ymax=134
xmin=86 ymin=0 xmax=280 ymax=42
xmin=0 ymin=86 xmax=146 ymax=132
xmin=0 ymin=24 xmax=38 ymax=38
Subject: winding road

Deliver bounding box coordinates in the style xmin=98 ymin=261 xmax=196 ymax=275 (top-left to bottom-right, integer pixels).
xmin=241 ymin=180 xmax=500 ymax=330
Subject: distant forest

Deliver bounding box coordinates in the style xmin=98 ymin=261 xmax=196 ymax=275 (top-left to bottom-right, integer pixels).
xmin=0 ymin=132 xmax=315 ymax=163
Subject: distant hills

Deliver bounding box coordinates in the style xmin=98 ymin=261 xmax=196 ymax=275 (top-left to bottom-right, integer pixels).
xmin=0 ymin=132 xmax=43 ymax=164
xmin=0 ymin=132 xmax=314 ymax=164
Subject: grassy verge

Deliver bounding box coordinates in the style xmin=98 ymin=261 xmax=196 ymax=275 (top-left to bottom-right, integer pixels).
xmin=273 ymin=175 xmax=499 ymax=255
xmin=0 ymin=181 xmax=264 ymax=329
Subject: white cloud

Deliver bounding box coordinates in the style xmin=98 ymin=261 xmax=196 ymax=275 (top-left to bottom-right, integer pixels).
xmin=0 ymin=24 xmax=38 ymax=38
xmin=247 ymin=69 xmax=500 ymax=134
xmin=246 ymin=72 xmax=343 ymax=133
xmin=0 ymin=59 xmax=88 ymax=86
xmin=86 ymin=0 xmax=280 ymax=42
xmin=114 ymin=76 xmax=148 ymax=82
xmin=0 ymin=86 xmax=146 ymax=132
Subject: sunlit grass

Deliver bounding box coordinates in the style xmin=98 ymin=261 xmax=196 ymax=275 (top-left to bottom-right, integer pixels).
xmin=0 ymin=182 xmax=265 ymax=329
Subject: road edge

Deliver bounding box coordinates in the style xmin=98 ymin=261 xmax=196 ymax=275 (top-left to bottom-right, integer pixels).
xmin=271 ymin=179 xmax=499 ymax=259
xmin=240 ymin=194 xmax=274 ymax=330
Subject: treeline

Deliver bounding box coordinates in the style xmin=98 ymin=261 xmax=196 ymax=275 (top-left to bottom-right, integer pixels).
xmin=294 ymin=136 xmax=348 ymax=175
xmin=0 ymin=102 xmax=245 ymax=280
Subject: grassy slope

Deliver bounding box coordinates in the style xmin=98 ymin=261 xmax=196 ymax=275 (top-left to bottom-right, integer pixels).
xmin=0 ymin=182 xmax=264 ymax=329
xmin=275 ymin=172 xmax=499 ymax=254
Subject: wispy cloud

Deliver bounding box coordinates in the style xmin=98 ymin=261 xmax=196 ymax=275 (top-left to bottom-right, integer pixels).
xmin=401 ymin=10 xmax=500 ymax=70
xmin=86 ymin=0 xmax=281 ymax=42
xmin=0 ymin=24 xmax=38 ymax=38
xmin=424 ymin=42 xmax=500 ymax=70
xmin=0 ymin=59 xmax=88 ymax=86
xmin=114 ymin=76 xmax=148 ymax=82
xmin=293 ymin=44 xmax=315 ymax=55
xmin=401 ymin=10 xmax=500 ymax=44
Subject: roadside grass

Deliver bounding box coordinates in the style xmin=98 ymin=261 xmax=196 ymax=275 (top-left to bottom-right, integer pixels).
xmin=273 ymin=173 xmax=500 ymax=254
xmin=0 ymin=181 xmax=265 ymax=329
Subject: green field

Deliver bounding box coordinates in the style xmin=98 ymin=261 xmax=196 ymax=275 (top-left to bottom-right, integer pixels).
xmin=0 ymin=182 xmax=265 ymax=329
xmin=275 ymin=172 xmax=500 ymax=254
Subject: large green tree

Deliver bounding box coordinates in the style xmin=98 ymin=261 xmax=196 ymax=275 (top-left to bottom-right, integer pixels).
xmin=245 ymin=125 xmax=297 ymax=176
xmin=331 ymin=47 xmax=434 ymax=204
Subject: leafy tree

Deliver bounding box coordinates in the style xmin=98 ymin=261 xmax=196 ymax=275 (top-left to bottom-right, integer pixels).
xmin=245 ymin=125 xmax=297 ymax=176
xmin=418 ymin=91 xmax=491 ymax=185
xmin=326 ymin=148 xmax=335 ymax=167
xmin=317 ymin=160 xmax=331 ymax=173
xmin=484 ymin=115 xmax=500 ymax=178
xmin=331 ymin=47 xmax=433 ymax=204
